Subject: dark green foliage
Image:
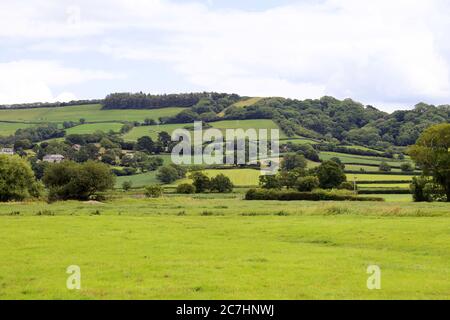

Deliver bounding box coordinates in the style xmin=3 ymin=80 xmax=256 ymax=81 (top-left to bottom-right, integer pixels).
xmin=379 ymin=161 xmax=392 ymax=172
xmin=281 ymin=154 xmax=307 ymax=171
xmin=316 ymin=161 xmax=347 ymax=189
xmin=156 ymin=166 xmax=180 ymax=184
xmin=145 ymin=185 xmax=164 ymax=198
xmin=190 ymin=171 xmax=211 ymax=193
xmin=43 ymin=161 xmax=115 ymax=201
xmin=122 ymin=181 xmax=133 ymax=191
xmin=176 ymin=183 xmax=196 ymax=194
xmin=210 ymin=174 xmax=234 ymax=193
xmin=259 ymin=175 xmax=283 ymax=190
xmin=400 ymin=163 xmax=414 ymax=172
xmin=295 ymin=176 xmax=320 ymax=192
xmin=0 ymin=155 xmax=42 ymax=201
xmin=245 ymin=189 xmax=383 ymax=202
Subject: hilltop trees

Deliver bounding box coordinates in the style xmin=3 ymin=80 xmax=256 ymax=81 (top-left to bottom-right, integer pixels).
xmin=409 ymin=123 xmax=450 ymax=202
xmin=0 ymin=155 xmax=42 ymax=201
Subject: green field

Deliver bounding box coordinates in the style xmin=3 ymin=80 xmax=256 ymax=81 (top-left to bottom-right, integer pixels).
xmin=1 ymin=196 xmax=450 ymax=299
xmin=0 ymin=105 xmax=184 ymax=124
xmin=281 ymin=138 xmax=319 ymax=145
xmin=183 ymin=169 xmax=261 ymax=187
xmin=346 ymin=174 xmax=415 ymax=182
xmin=123 ymin=124 xmax=190 ymax=141
xmin=66 ymin=123 xmax=124 ymax=135
xmin=0 ymin=122 xmax=34 ymax=136
xmin=115 ymin=171 xmax=159 ymax=188
xmin=345 ymin=164 xmax=403 ymax=173
xmin=231 ymin=97 xmax=262 ymax=108
xmin=210 ymin=119 xmax=287 ymax=139
xmin=321 ymin=152 xmax=410 ymax=167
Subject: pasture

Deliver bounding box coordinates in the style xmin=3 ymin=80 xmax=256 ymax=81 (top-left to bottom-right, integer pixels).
xmin=1 ymin=196 xmax=450 ymax=299
xmin=65 ymin=123 xmax=124 ymax=135
xmin=0 ymin=122 xmax=33 ymax=136
xmin=0 ymin=105 xmax=184 ymax=124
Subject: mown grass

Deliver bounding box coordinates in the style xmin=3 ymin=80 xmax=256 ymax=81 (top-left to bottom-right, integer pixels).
xmin=123 ymin=124 xmax=190 ymax=141
xmin=0 ymin=122 xmax=34 ymax=136
xmin=0 ymin=105 xmax=184 ymax=124
xmin=210 ymin=119 xmax=288 ymax=139
xmin=0 ymin=196 xmax=449 ymax=299
xmin=347 ymin=174 xmax=415 ymax=182
xmin=320 ymin=152 xmax=409 ymax=167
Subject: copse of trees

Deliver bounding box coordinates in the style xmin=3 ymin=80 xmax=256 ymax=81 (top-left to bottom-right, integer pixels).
xmin=0 ymin=155 xmax=42 ymax=201
xmin=156 ymin=164 xmax=187 ymax=184
xmin=43 ymin=161 xmax=115 ymax=201
xmin=409 ymin=123 xmax=450 ymax=202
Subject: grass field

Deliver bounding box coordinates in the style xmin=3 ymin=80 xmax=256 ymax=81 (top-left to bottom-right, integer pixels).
xmin=345 ymin=164 xmax=403 ymax=173
xmin=0 ymin=122 xmax=34 ymax=136
xmin=123 ymin=124 xmax=190 ymax=141
xmin=346 ymin=174 xmax=415 ymax=182
xmin=1 ymin=196 xmax=450 ymax=299
xmin=210 ymin=119 xmax=288 ymax=139
xmin=183 ymin=169 xmax=261 ymax=186
xmin=321 ymin=152 xmax=410 ymax=167
xmin=231 ymin=97 xmax=263 ymax=108
xmin=115 ymin=171 xmax=159 ymax=188
xmin=0 ymin=105 xmax=184 ymax=124
xmin=66 ymin=123 xmax=124 ymax=135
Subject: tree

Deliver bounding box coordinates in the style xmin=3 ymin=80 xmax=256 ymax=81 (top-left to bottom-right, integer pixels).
xmin=295 ymin=176 xmax=319 ymax=192
xmin=190 ymin=171 xmax=211 ymax=193
xmin=316 ymin=160 xmax=346 ymax=189
xmin=43 ymin=161 xmax=115 ymax=201
xmin=122 ymin=181 xmax=133 ymax=191
xmin=281 ymin=154 xmax=307 ymax=171
xmin=79 ymin=118 xmax=86 ymax=124
xmin=409 ymin=123 xmax=450 ymax=201
xmin=0 ymin=155 xmax=42 ymax=201
xmin=379 ymin=161 xmax=392 ymax=172
xmin=136 ymin=136 xmax=155 ymax=153
xmin=259 ymin=174 xmax=282 ymax=189
xmin=210 ymin=174 xmax=234 ymax=193
xmin=156 ymin=166 xmax=179 ymax=184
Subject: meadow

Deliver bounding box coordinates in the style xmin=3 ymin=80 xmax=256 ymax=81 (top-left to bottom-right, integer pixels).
xmin=0 ymin=122 xmax=34 ymax=136
xmin=65 ymin=123 xmax=124 ymax=135
xmin=1 ymin=196 xmax=450 ymax=300
xmin=0 ymin=105 xmax=184 ymax=124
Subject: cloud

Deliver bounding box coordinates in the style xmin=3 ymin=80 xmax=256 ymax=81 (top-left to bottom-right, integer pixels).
xmin=0 ymin=60 xmax=119 ymax=104
xmin=2 ymin=0 xmax=450 ymax=111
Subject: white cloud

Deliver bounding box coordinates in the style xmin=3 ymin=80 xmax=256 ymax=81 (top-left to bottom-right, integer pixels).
xmin=1 ymin=0 xmax=450 ymax=110
xmin=0 ymin=60 xmax=119 ymax=104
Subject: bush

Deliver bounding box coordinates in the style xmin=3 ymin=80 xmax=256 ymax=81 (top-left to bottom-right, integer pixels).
xmin=43 ymin=161 xmax=115 ymax=201
xmin=190 ymin=171 xmax=211 ymax=193
xmin=379 ymin=161 xmax=392 ymax=172
xmin=410 ymin=176 xmax=431 ymax=202
xmin=338 ymin=181 xmax=354 ymax=191
xmin=400 ymin=163 xmax=414 ymax=172
xmin=0 ymin=155 xmax=42 ymax=201
xmin=210 ymin=174 xmax=234 ymax=193
xmin=295 ymin=176 xmax=319 ymax=192
xmin=176 ymin=183 xmax=196 ymax=194
xmin=156 ymin=166 xmax=179 ymax=184
xmin=145 ymin=185 xmax=164 ymax=198
xmin=122 ymin=181 xmax=133 ymax=191
xmin=245 ymin=189 xmax=384 ymax=202
xmin=316 ymin=161 xmax=346 ymax=189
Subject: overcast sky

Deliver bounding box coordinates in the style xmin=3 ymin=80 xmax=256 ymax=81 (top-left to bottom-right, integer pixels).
xmin=1 ymin=0 xmax=450 ymax=112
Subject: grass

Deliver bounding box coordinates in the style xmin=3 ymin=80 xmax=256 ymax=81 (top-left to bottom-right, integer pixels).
xmin=320 ymin=152 xmax=407 ymax=167
xmin=210 ymin=119 xmax=288 ymax=139
xmin=66 ymin=123 xmax=124 ymax=135
xmin=115 ymin=171 xmax=159 ymax=188
xmin=231 ymin=97 xmax=263 ymax=108
xmin=183 ymin=168 xmax=261 ymax=186
xmin=345 ymin=164 xmax=403 ymax=173
xmin=0 ymin=105 xmax=184 ymax=124
xmin=281 ymin=138 xmax=319 ymax=145
xmin=0 ymin=122 xmax=34 ymax=136
xmin=346 ymin=174 xmax=415 ymax=182
xmin=0 ymin=196 xmax=450 ymax=299
xmin=123 ymin=124 xmax=190 ymax=141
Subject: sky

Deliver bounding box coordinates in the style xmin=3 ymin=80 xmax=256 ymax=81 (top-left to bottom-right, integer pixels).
xmin=1 ymin=0 xmax=450 ymax=112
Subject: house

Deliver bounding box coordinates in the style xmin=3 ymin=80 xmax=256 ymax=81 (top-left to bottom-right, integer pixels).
xmin=0 ymin=148 xmax=14 ymax=155
xmin=72 ymin=144 xmax=81 ymax=151
xmin=43 ymin=154 xmax=65 ymax=163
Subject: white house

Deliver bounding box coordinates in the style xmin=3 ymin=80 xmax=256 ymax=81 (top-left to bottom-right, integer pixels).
xmin=43 ymin=154 xmax=65 ymax=163
xmin=0 ymin=148 xmax=14 ymax=155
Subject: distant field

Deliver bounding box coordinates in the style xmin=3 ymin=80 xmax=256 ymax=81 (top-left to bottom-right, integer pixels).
xmin=346 ymin=174 xmax=415 ymax=182
xmin=66 ymin=123 xmax=124 ymax=135
xmin=210 ymin=119 xmax=287 ymax=139
xmin=0 ymin=122 xmax=34 ymax=136
xmin=123 ymin=124 xmax=190 ymax=141
xmin=358 ymin=183 xmax=411 ymax=189
xmin=281 ymin=138 xmax=319 ymax=145
xmin=115 ymin=171 xmax=159 ymax=188
xmin=345 ymin=164 xmax=403 ymax=172
xmin=191 ymin=169 xmax=261 ymax=186
xmin=232 ymin=97 xmax=262 ymax=108
xmin=321 ymin=151 xmax=409 ymax=167
xmin=0 ymin=105 xmax=184 ymax=124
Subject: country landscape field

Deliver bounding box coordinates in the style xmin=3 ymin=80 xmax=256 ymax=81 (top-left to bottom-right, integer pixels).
xmin=1 ymin=92 xmax=449 ymax=300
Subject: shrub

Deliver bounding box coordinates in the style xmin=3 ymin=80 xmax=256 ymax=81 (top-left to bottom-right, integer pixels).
xmin=379 ymin=161 xmax=392 ymax=172
xmin=122 ymin=181 xmax=133 ymax=191
xmin=316 ymin=161 xmax=346 ymax=189
xmin=400 ymin=163 xmax=414 ymax=172
xmin=156 ymin=166 xmax=179 ymax=184
xmin=295 ymin=176 xmax=319 ymax=192
xmin=410 ymin=176 xmax=431 ymax=202
xmin=145 ymin=185 xmax=164 ymax=198
xmin=338 ymin=181 xmax=354 ymax=191
xmin=210 ymin=174 xmax=234 ymax=193
xmin=176 ymin=183 xmax=196 ymax=194
xmin=190 ymin=171 xmax=211 ymax=193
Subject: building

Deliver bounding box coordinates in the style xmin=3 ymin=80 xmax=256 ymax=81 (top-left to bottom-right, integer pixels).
xmin=0 ymin=148 xmax=14 ymax=155
xmin=72 ymin=144 xmax=81 ymax=151
xmin=43 ymin=154 xmax=65 ymax=163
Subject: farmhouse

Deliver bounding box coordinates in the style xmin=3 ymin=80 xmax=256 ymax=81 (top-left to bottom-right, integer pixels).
xmin=0 ymin=148 xmax=14 ymax=155
xmin=43 ymin=154 xmax=65 ymax=163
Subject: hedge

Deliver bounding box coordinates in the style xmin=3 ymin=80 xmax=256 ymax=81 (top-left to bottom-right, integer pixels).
xmin=358 ymin=189 xmax=411 ymax=195
xmin=245 ymin=189 xmax=384 ymax=202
